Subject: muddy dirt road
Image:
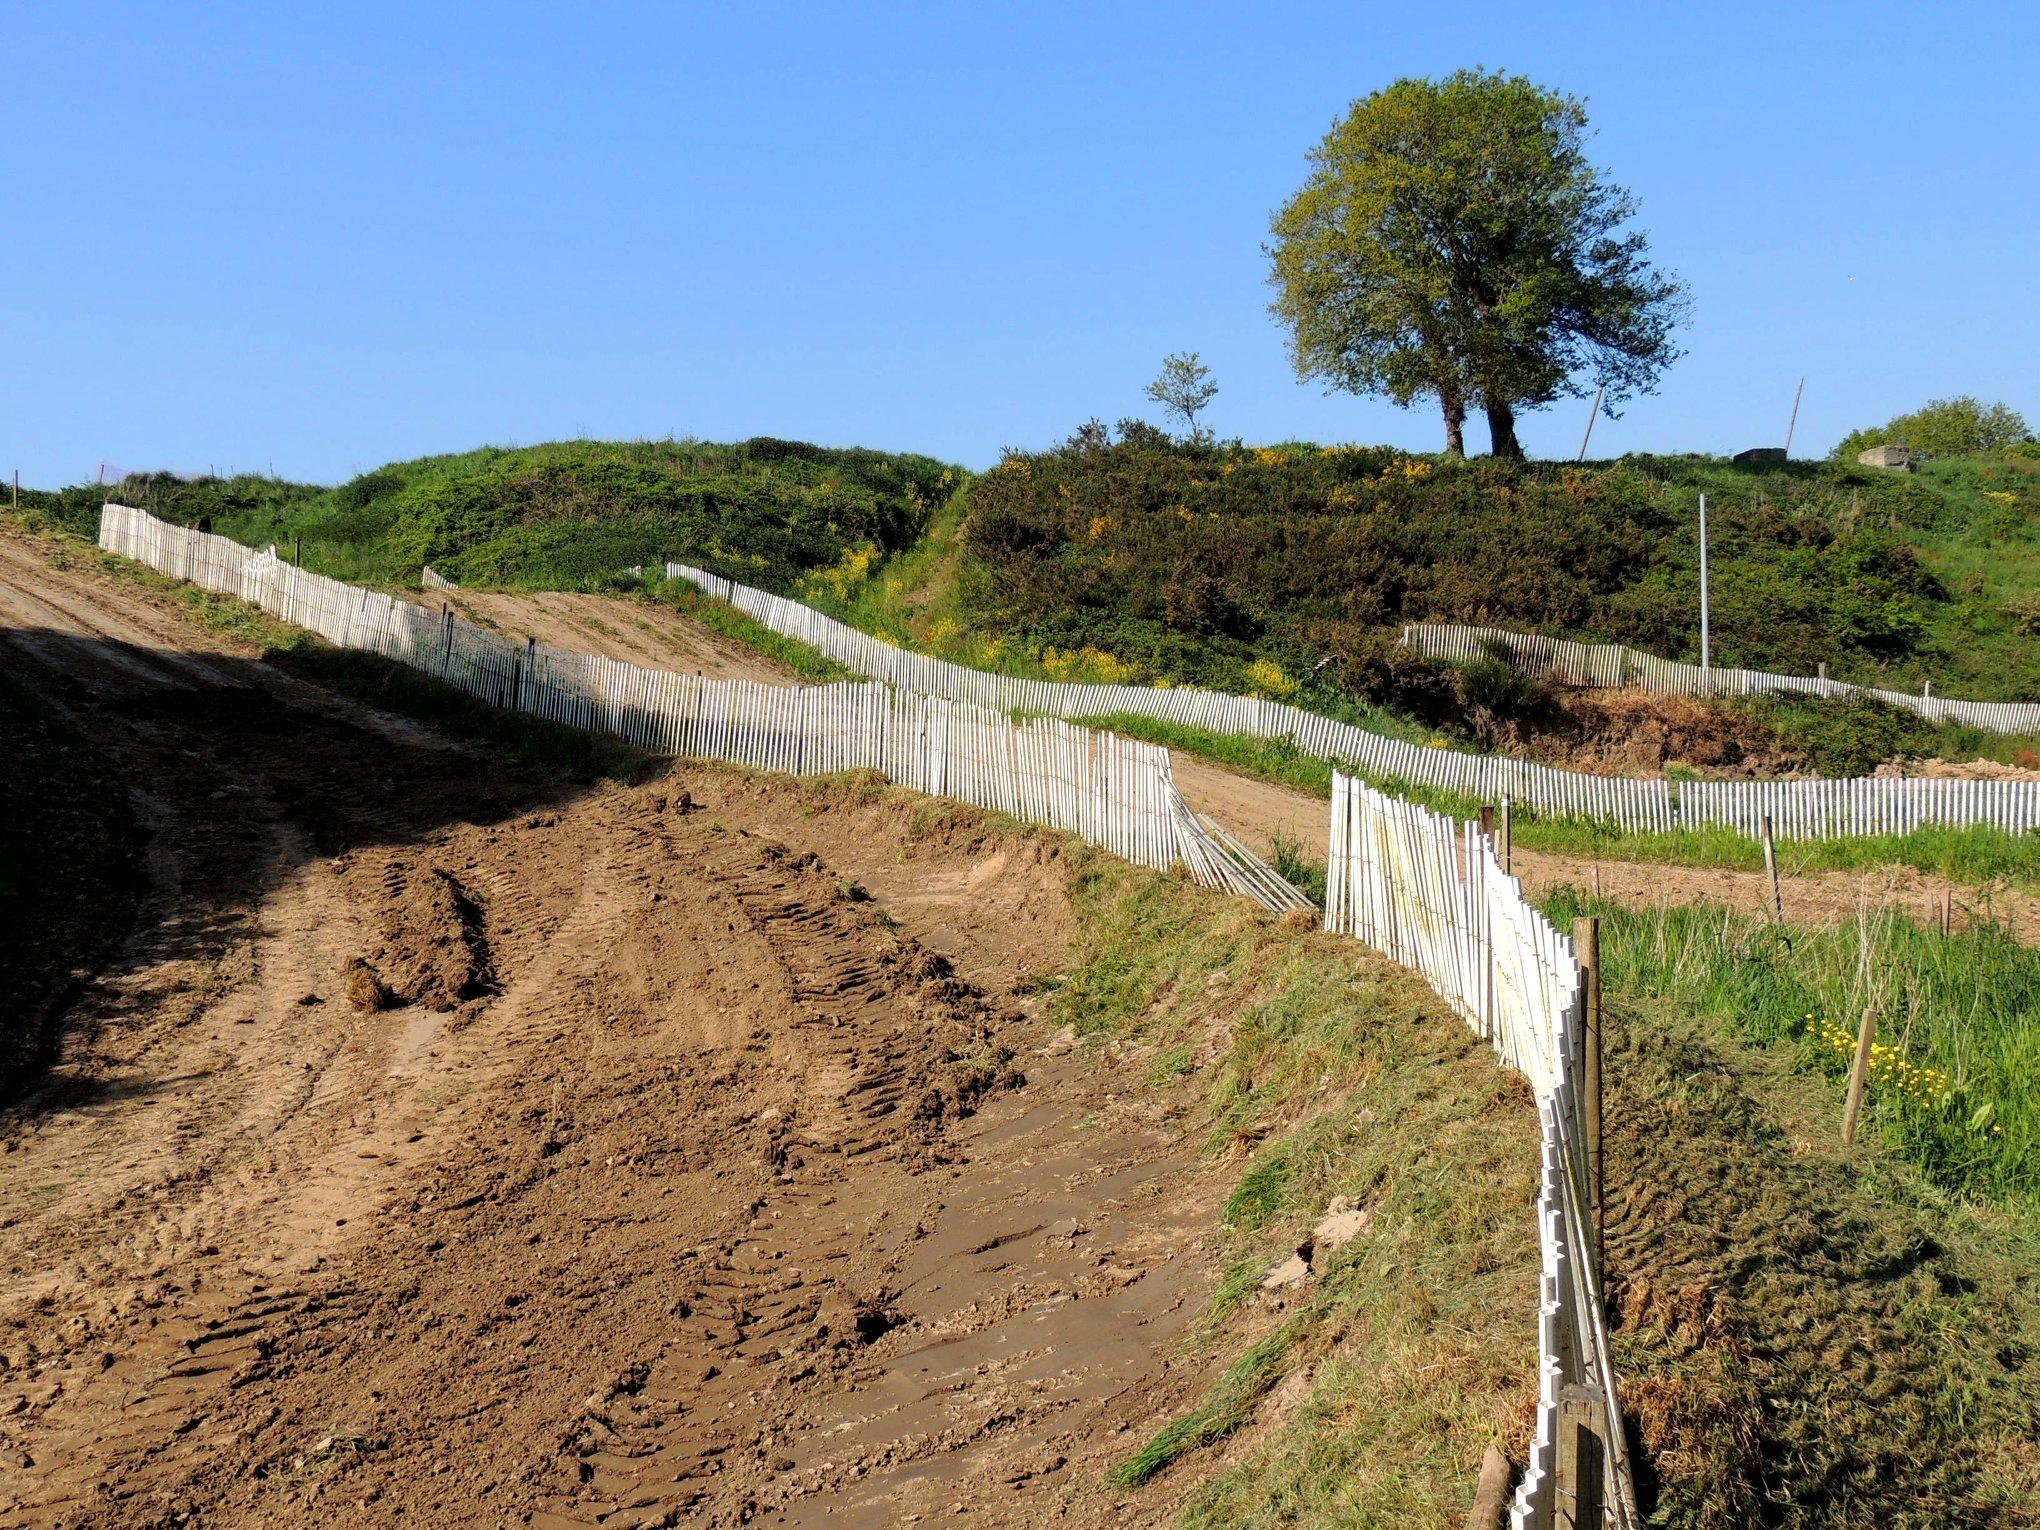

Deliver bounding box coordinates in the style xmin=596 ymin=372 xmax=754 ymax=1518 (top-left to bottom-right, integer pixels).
xmin=0 ymin=529 xmax=1234 ymax=1526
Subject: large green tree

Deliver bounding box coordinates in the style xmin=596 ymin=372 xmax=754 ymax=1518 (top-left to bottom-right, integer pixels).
xmin=1267 ymin=70 xmax=1684 ymax=459
xmin=1834 ymin=396 xmax=2033 ymax=459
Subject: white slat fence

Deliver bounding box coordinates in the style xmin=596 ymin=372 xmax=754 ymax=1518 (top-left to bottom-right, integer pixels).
xmin=99 ymin=502 xmax=1647 ymax=1519
xmin=660 ymin=562 xmax=2040 ymax=841
xmin=1402 ymin=621 xmax=2040 ymax=735
xmin=97 ymin=506 xmax=1307 ymax=914
xmin=1327 ymin=771 xmax=1639 ymax=1529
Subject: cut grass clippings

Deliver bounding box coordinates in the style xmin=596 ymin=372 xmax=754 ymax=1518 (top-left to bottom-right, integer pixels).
xmin=1542 ymin=887 xmax=2040 ymax=1219
xmin=1600 ymin=989 xmax=2040 ymax=1527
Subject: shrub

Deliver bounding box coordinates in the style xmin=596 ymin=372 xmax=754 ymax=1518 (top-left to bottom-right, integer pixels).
xmin=957 ymin=425 xmax=1955 ymax=715
xmin=2011 ymin=592 xmax=2040 ymax=638
xmin=1834 ymin=396 xmax=2034 ymax=459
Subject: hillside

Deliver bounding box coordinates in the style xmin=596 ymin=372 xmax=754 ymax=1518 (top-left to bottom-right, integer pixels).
xmin=950 ymin=431 xmax=2040 ymax=704
xmin=29 ymin=437 xmax=958 ymax=592
xmin=26 ymin=434 xmax=2037 ymax=777
xmin=779 ymin=433 xmax=2040 ymax=774
xmin=17 ymin=504 xmax=2040 ymax=1525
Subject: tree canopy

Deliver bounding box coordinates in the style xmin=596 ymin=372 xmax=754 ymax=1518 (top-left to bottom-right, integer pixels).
xmin=1834 ymin=396 xmax=2033 ymax=459
xmin=1267 ymin=70 xmax=1684 ymax=459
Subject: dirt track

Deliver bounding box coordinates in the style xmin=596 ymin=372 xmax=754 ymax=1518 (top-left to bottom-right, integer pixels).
xmin=443 ymin=586 xmax=797 ymax=685
xmin=450 ymin=584 xmax=2038 ymax=943
xmin=0 ymin=530 xmax=1238 ymax=1526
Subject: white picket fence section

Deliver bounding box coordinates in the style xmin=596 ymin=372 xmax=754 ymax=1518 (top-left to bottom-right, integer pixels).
xmin=97 ymin=506 xmax=1307 ymax=914
xmin=1402 ymin=621 xmax=2040 ymax=735
xmin=661 ymin=563 xmax=2040 ymax=842
xmin=420 ymin=565 xmax=458 ymax=592
xmin=1327 ymin=772 xmax=1637 ymax=1530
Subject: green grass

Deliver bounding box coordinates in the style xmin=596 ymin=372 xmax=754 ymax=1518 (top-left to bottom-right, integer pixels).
xmin=1049 ymin=860 xmax=1541 ymax=1521
xmin=1597 ymin=987 xmax=2040 ymax=1527
xmin=962 ymin=436 xmax=2040 ymax=704
xmin=802 ymin=492 xmax=1437 ymax=741
xmin=1544 ymin=887 xmax=2040 ymax=1217
xmin=1898 ymin=453 xmax=2040 ymax=702
xmin=1070 ymin=708 xmax=2040 ymax=888
xmin=30 ymin=437 xmax=962 ymax=593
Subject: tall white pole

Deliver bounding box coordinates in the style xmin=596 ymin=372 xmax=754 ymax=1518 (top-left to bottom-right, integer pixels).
xmin=1698 ymin=492 xmax=1712 ymax=681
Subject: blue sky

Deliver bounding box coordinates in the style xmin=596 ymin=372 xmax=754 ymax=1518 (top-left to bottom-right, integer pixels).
xmin=4 ymin=1 xmax=2033 ymax=485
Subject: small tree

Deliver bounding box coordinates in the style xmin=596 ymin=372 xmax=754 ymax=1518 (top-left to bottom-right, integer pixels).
xmin=1268 ymin=70 xmax=1684 ymax=459
xmin=1145 ymin=352 xmax=1219 ymax=442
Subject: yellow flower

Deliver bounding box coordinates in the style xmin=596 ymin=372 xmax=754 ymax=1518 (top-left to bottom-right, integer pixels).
xmin=1244 ymin=657 xmax=1299 ymax=699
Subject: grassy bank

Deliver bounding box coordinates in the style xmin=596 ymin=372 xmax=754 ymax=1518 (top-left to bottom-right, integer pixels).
xmin=26 ymin=437 xmax=961 ymax=592
xmin=641 ymin=574 xmax=854 ymax=682
xmin=1544 ymin=889 xmax=2040 ymax=1217
xmin=1600 ymin=987 xmax=2040 ymax=1526
xmin=961 ymin=432 xmax=2040 ymax=704
xmin=1043 ymin=859 xmax=1541 ymax=1523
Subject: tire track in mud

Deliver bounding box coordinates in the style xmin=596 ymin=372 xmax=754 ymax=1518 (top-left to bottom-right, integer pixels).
xmin=511 ymin=820 xmax=1027 ymax=1528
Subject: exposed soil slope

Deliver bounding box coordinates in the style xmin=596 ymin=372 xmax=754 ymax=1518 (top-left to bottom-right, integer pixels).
xmin=440 ymin=586 xmax=798 ymax=684
xmin=0 ymin=529 xmax=1244 ymax=1526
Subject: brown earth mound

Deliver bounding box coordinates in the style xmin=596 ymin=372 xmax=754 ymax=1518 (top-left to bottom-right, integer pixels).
xmin=1518 ymin=688 xmax=1797 ymax=777
xmin=358 ymin=863 xmax=496 ymax=1011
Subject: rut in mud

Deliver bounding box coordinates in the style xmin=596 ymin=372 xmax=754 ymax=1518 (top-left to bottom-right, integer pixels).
xmin=0 ymin=528 xmax=1235 ymax=1526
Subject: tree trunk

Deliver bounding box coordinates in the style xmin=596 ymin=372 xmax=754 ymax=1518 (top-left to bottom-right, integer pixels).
xmin=1484 ymin=397 xmax=1524 ymax=461
xmin=1441 ymin=391 xmax=1466 ymax=458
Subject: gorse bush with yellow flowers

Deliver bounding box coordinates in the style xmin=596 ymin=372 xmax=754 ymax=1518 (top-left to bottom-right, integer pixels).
xmin=1541 ymin=888 xmax=2039 ymax=1214
xmin=959 ymin=421 xmax=2040 ymax=707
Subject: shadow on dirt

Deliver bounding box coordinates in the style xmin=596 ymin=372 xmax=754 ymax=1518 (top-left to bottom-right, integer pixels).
xmin=0 ymin=626 xmax=615 ymax=1116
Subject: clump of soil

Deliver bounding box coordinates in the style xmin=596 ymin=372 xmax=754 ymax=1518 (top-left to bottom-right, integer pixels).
xmin=344 ymin=959 xmax=391 ymax=1013
xmin=364 ymin=866 xmax=494 ymax=1011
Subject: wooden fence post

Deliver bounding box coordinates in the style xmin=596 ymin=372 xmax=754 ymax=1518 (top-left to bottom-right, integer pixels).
xmin=1760 ymin=815 xmax=1784 ymax=922
xmin=1478 ymin=804 xmax=1495 ymax=851
xmin=1575 ymin=915 xmax=1604 ymax=1276
xmin=1555 ymin=1383 xmax=1607 ymax=1529
xmin=1499 ymin=797 xmax=1513 ymax=874
xmin=1842 ymin=1006 xmax=1879 ymax=1145
xmin=1464 ymin=1440 xmax=1513 ymax=1530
